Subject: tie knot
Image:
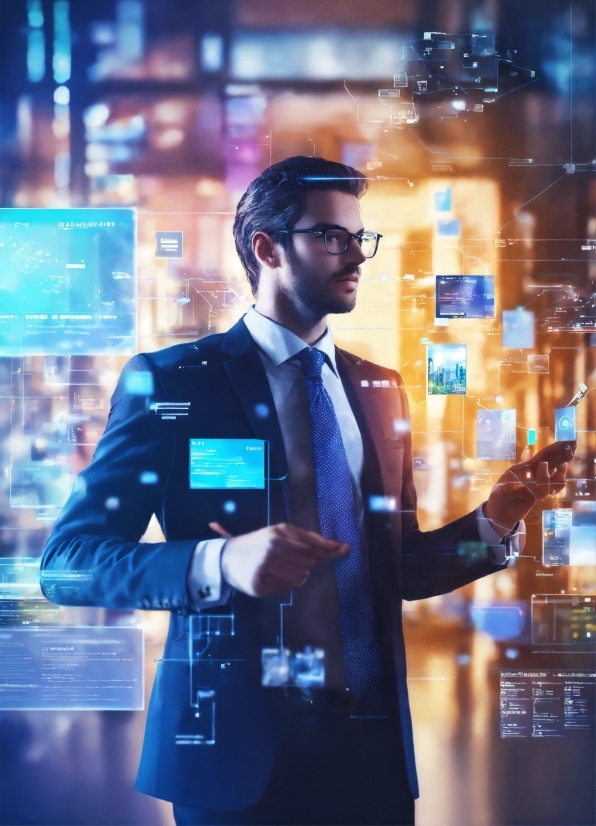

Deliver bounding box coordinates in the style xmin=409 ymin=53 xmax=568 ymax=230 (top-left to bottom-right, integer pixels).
xmin=297 ymin=347 xmax=325 ymax=380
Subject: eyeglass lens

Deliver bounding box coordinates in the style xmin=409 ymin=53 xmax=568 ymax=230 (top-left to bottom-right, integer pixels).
xmin=323 ymin=230 xmax=378 ymax=258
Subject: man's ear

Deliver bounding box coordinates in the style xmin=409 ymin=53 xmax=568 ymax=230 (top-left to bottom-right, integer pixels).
xmin=252 ymin=231 xmax=281 ymax=269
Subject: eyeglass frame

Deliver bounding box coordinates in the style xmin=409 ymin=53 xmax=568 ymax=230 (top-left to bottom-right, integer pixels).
xmin=273 ymin=225 xmax=383 ymax=258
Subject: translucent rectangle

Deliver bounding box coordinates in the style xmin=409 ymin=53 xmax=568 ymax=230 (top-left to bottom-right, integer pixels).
xmin=124 ymin=370 xmax=154 ymax=396
xmin=543 ymin=506 xmax=596 ymax=566
xmin=527 ymin=354 xmax=549 ymax=373
xmin=261 ymin=647 xmax=325 ymax=688
xmin=190 ymin=687 xmax=216 ymax=744
xmin=542 ymin=509 xmax=572 ymax=565
xmin=434 ymin=187 xmax=452 ymax=212
xmin=189 ymin=439 xmax=266 ymax=489
xmin=190 ymin=613 xmax=235 ymax=641
xmin=477 ymin=409 xmax=516 ymax=460
xmin=532 ymin=595 xmax=596 ymax=651
xmin=436 ymin=218 xmax=461 ymax=237
xmin=230 ymin=32 xmax=402 ymax=81
xmin=357 ymin=104 xmax=392 ymax=124
xmin=471 ymin=34 xmax=495 ymax=56
xmin=500 ymin=669 xmax=595 ymax=738
xmin=436 ymin=275 xmax=495 ymax=318
xmin=43 ymin=356 xmax=70 ymax=386
xmin=0 ymin=557 xmax=44 ymax=601
xmin=555 ymin=406 xmax=577 ymax=441
xmin=427 ymin=344 xmax=467 ymax=395
xmin=561 ymin=478 xmax=596 ymax=498
xmin=0 ymin=626 xmax=144 ymax=709
xmin=0 ymin=557 xmax=62 ymax=624
xmin=368 ymin=495 xmax=397 ymax=512
xmin=0 ymin=208 xmax=135 ymax=356
xmin=0 ymin=600 xmax=62 ymax=624
xmin=10 ymin=464 xmax=74 ymax=509
xmin=471 ymin=602 xmax=525 ymax=640
xmin=502 ymin=309 xmax=535 ymax=349
xmin=155 ymin=230 xmax=183 ymax=259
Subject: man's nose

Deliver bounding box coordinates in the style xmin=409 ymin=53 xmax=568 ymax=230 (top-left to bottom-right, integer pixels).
xmin=344 ymin=236 xmax=367 ymax=265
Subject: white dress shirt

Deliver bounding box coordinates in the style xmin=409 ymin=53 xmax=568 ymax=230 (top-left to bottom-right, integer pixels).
xmin=187 ymin=308 xmax=522 ymax=606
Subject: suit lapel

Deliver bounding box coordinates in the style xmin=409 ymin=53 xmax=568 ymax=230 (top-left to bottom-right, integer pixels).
xmin=335 ymin=349 xmax=387 ymax=493
xmin=336 ymin=348 xmax=403 ymax=584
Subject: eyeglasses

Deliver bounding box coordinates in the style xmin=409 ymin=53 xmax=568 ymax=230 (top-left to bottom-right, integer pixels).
xmin=277 ymin=226 xmax=383 ymax=258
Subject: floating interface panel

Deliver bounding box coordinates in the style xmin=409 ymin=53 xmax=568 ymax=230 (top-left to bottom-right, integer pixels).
xmin=0 ymin=208 xmax=135 ymax=356
xmin=427 ymin=344 xmax=467 ymax=395
xmin=502 ymin=309 xmax=535 ymax=349
xmin=542 ymin=505 xmax=596 ymax=566
xmin=189 ymin=439 xmax=266 ymax=489
xmin=261 ymin=646 xmax=325 ymax=688
xmin=0 ymin=626 xmax=144 ymax=709
xmin=436 ymin=275 xmax=495 ymax=318
xmin=500 ymin=670 xmax=595 ymax=737
xmin=0 ymin=557 xmax=62 ymax=624
xmin=555 ymin=406 xmax=577 ymax=441
xmin=532 ymin=594 xmax=596 ymax=652
xmin=476 ymin=408 xmax=516 ymax=460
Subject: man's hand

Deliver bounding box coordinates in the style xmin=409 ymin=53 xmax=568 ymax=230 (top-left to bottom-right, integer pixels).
xmin=484 ymin=441 xmax=576 ymax=536
xmin=216 ymin=522 xmax=348 ymax=598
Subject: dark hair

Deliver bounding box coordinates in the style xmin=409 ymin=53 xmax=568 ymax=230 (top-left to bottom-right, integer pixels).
xmin=233 ymin=156 xmax=368 ymax=296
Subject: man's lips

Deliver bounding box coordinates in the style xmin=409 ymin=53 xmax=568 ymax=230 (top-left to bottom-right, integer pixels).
xmin=334 ymin=272 xmax=360 ymax=283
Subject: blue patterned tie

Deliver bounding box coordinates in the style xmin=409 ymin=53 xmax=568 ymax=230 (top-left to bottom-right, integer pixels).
xmin=297 ymin=346 xmax=383 ymax=701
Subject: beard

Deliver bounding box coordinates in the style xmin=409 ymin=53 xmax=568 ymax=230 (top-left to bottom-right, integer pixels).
xmin=285 ymin=253 xmax=360 ymax=318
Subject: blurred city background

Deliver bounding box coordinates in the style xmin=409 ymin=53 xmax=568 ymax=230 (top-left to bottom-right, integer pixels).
xmin=0 ymin=1 xmax=595 ymax=824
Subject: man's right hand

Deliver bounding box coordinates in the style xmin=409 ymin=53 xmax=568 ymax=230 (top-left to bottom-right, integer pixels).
xmin=217 ymin=523 xmax=348 ymax=598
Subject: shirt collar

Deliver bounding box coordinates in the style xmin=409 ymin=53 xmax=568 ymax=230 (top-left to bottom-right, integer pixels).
xmin=243 ymin=306 xmax=338 ymax=375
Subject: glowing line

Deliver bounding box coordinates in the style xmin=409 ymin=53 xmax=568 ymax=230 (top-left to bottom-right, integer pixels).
xmin=498 ymin=174 xmax=566 ymax=232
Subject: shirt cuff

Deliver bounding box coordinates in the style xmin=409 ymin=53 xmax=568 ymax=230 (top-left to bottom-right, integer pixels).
xmin=476 ymin=504 xmax=526 ymax=565
xmin=187 ymin=538 xmax=232 ymax=608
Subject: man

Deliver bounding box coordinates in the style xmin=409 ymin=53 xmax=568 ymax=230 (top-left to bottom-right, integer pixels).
xmin=41 ymin=156 xmax=574 ymax=826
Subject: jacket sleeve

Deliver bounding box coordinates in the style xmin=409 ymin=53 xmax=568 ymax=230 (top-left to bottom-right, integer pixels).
xmin=397 ymin=380 xmax=508 ymax=601
xmin=40 ymin=354 xmax=198 ymax=612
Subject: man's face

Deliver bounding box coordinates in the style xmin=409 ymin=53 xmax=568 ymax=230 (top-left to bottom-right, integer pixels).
xmin=272 ymin=189 xmax=367 ymax=318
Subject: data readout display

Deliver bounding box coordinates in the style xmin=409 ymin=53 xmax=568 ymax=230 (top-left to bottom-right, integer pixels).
xmin=476 ymin=408 xmax=516 ymax=460
xmin=0 ymin=626 xmax=143 ymax=710
xmin=500 ymin=670 xmax=595 ymax=738
xmin=0 ymin=208 xmax=135 ymax=356
xmin=543 ymin=505 xmax=596 ymax=566
xmin=189 ymin=439 xmax=266 ymax=489
xmin=436 ymin=275 xmax=495 ymax=318
xmin=532 ymin=594 xmax=596 ymax=651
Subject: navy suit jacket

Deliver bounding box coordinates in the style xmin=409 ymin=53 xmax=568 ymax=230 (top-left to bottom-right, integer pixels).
xmin=41 ymin=317 xmax=504 ymax=809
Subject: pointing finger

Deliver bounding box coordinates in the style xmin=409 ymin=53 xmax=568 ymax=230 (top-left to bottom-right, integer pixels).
xmin=532 ymin=461 xmax=551 ymax=500
xmin=536 ymin=461 xmax=549 ymax=485
xmin=209 ymin=522 xmax=233 ymax=538
xmin=276 ymin=524 xmax=348 ymax=555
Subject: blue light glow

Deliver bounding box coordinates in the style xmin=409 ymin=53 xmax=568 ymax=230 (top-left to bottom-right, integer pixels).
xmin=53 ymin=1 xmax=71 ymax=84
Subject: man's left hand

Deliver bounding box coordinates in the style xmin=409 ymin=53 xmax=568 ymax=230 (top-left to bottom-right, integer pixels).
xmin=483 ymin=441 xmax=576 ymax=536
